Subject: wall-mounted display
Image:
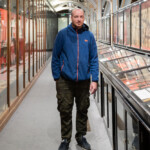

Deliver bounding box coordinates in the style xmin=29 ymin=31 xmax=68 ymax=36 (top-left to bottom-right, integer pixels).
xmin=113 ymin=14 xmax=117 ymax=44
xmin=118 ymin=12 xmax=123 ymax=45
xmin=124 ymin=8 xmax=130 ymax=46
xmin=141 ymin=0 xmax=150 ymax=51
xmin=132 ymin=5 xmax=140 ymax=49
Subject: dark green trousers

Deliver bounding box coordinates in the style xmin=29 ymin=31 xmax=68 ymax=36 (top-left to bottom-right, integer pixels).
xmin=56 ymin=76 xmax=90 ymax=142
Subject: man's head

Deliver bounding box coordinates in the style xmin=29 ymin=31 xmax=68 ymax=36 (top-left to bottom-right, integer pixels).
xmin=71 ymin=8 xmax=84 ymax=29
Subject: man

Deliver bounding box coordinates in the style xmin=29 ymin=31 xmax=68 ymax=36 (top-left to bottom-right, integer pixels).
xmin=51 ymin=8 xmax=99 ymax=150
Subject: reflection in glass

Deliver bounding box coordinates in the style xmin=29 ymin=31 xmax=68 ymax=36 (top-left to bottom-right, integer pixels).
xmin=141 ymin=0 xmax=150 ymax=51
xmin=113 ymin=15 xmax=117 ymax=44
xmin=0 ymin=0 xmax=7 ymax=115
xmin=131 ymin=5 xmax=140 ymax=48
xmin=19 ymin=0 xmax=24 ymax=93
xmin=10 ymin=0 xmax=17 ymax=103
xmin=117 ymin=98 xmax=125 ymax=150
xmin=118 ymin=67 xmax=150 ymax=91
xmin=127 ymin=113 xmax=139 ymax=150
xmin=103 ymin=53 xmax=149 ymax=74
xmin=118 ymin=13 xmax=123 ymax=45
xmin=124 ymin=8 xmax=130 ymax=46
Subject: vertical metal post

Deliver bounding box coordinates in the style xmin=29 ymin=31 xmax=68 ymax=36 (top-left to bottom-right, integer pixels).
xmin=109 ymin=16 xmax=111 ymax=44
xmin=45 ymin=0 xmax=47 ymax=63
xmin=40 ymin=0 xmax=42 ymax=67
xmin=23 ymin=0 xmax=26 ymax=88
xmin=45 ymin=3 xmax=47 ymax=60
xmin=32 ymin=0 xmax=34 ymax=77
xmin=7 ymin=0 xmax=10 ymax=107
xmin=123 ymin=11 xmax=124 ymax=46
xmin=130 ymin=7 xmax=132 ymax=47
xmin=41 ymin=0 xmax=44 ymax=65
xmin=36 ymin=0 xmax=38 ymax=73
xmin=16 ymin=0 xmax=19 ymax=96
xmin=139 ymin=3 xmax=142 ymax=49
xmin=28 ymin=0 xmax=30 ymax=82
xmin=117 ymin=13 xmax=118 ymax=44
xmin=125 ymin=110 xmax=127 ymax=150
xmin=39 ymin=0 xmax=40 ymax=69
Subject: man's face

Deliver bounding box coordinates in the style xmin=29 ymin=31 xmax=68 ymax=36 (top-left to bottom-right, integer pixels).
xmin=71 ymin=9 xmax=84 ymax=29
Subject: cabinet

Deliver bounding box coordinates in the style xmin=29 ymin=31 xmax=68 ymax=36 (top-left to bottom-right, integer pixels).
xmin=96 ymin=43 xmax=150 ymax=150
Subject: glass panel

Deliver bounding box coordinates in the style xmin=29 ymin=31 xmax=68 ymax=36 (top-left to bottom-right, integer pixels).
xmin=127 ymin=112 xmax=139 ymax=150
xmin=108 ymin=85 xmax=112 ymax=140
xmin=10 ymin=0 xmax=17 ymax=102
xmin=100 ymin=20 xmax=102 ymax=41
xmin=102 ymin=19 xmax=105 ymax=41
xmin=118 ymin=13 xmax=123 ymax=45
xmin=106 ymin=18 xmax=110 ymax=42
xmin=118 ymin=67 xmax=150 ymax=92
xmin=141 ymin=0 xmax=150 ymax=51
xmin=19 ymin=0 xmax=24 ymax=93
xmin=105 ymin=19 xmax=107 ymax=41
xmin=0 ymin=1 xmax=8 ymax=115
xmin=117 ymin=97 xmax=125 ymax=150
xmin=113 ymin=14 xmax=117 ymax=44
xmin=104 ymin=81 xmax=108 ymax=126
xmin=124 ymin=8 xmax=130 ymax=46
xmin=131 ymin=5 xmax=140 ymax=48
xmin=25 ymin=0 xmax=29 ymax=85
xmin=58 ymin=18 xmax=68 ymax=31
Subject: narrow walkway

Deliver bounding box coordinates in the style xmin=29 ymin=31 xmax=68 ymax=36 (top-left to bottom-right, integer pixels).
xmin=0 ymin=58 xmax=112 ymax=150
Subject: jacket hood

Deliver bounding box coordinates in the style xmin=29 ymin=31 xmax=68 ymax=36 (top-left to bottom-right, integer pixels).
xmin=68 ymin=23 xmax=89 ymax=32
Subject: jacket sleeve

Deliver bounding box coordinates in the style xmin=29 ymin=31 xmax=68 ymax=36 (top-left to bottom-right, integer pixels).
xmin=51 ymin=31 xmax=63 ymax=80
xmin=89 ymin=33 xmax=99 ymax=82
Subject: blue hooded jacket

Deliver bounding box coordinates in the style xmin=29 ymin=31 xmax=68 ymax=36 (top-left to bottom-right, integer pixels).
xmin=51 ymin=23 xmax=99 ymax=82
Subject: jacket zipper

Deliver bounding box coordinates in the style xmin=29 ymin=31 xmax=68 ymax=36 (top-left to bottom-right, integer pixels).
xmin=61 ymin=60 xmax=64 ymax=71
xmin=76 ymin=29 xmax=79 ymax=81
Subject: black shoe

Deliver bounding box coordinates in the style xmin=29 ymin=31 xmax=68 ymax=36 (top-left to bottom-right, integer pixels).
xmin=76 ymin=136 xmax=91 ymax=150
xmin=58 ymin=139 xmax=69 ymax=150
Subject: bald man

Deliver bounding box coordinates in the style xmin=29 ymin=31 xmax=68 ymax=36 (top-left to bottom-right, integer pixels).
xmin=52 ymin=8 xmax=99 ymax=150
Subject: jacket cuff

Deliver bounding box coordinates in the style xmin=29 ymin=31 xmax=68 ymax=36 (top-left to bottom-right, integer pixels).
xmin=54 ymin=78 xmax=59 ymax=81
xmin=92 ymin=80 xmax=98 ymax=83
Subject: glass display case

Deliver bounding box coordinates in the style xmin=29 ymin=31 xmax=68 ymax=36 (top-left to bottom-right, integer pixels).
xmin=97 ymin=42 xmax=150 ymax=150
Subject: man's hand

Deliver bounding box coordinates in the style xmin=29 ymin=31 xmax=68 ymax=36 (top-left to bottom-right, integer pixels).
xmin=90 ymin=82 xmax=98 ymax=94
